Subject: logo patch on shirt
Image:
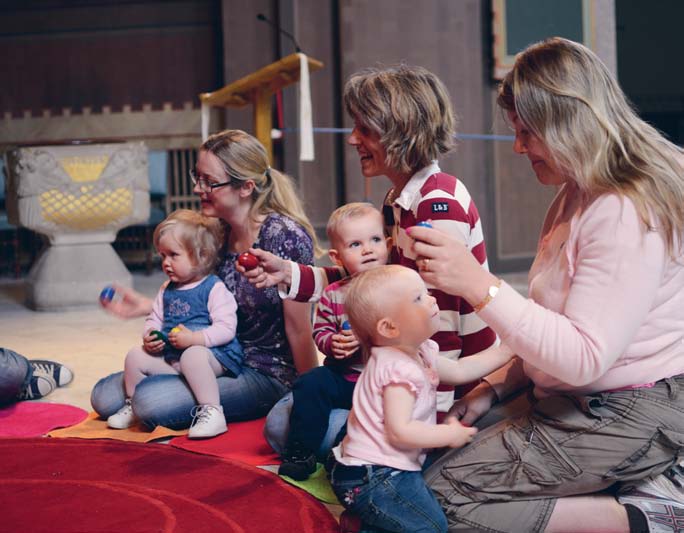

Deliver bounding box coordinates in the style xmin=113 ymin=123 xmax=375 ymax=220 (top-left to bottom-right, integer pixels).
xmin=431 ymin=202 xmax=449 ymax=213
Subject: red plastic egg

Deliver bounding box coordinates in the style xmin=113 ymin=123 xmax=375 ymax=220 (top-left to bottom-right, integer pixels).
xmin=238 ymin=252 xmax=259 ymax=270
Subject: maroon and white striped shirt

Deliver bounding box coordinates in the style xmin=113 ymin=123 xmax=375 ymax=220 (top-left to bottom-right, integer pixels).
xmin=313 ymin=276 xmax=364 ymax=381
xmin=281 ymin=163 xmax=497 ymax=407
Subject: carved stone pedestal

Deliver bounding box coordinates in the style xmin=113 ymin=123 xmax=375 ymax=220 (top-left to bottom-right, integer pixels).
xmin=5 ymin=142 xmax=150 ymax=310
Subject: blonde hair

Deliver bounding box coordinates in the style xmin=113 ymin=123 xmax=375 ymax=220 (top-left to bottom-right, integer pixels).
xmin=326 ymin=202 xmax=384 ymax=247
xmin=201 ymin=129 xmax=323 ymax=256
xmin=343 ymin=65 xmax=455 ymax=175
xmin=153 ymin=209 xmax=223 ymax=277
xmin=345 ymin=265 xmax=408 ymax=362
xmin=497 ymin=37 xmax=684 ymax=254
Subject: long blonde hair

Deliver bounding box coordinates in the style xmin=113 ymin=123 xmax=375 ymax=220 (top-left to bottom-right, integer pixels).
xmin=497 ymin=37 xmax=684 ymax=254
xmin=201 ymin=130 xmax=323 ymax=256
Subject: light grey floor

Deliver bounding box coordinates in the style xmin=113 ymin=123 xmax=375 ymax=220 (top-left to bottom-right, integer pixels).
xmin=0 ymin=270 xmax=166 ymax=411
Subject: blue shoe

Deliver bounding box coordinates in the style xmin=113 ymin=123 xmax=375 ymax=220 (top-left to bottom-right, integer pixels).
xmin=29 ymin=360 xmax=74 ymax=387
xmin=17 ymin=373 xmax=56 ymax=400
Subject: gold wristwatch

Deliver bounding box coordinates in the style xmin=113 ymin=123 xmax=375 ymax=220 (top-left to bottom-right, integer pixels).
xmin=473 ymin=279 xmax=502 ymax=313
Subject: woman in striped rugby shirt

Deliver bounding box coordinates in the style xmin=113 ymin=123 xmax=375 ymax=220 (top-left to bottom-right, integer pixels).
xmin=247 ymin=65 xmax=498 ymax=457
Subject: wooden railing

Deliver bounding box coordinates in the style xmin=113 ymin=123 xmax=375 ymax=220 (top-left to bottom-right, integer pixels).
xmin=166 ymin=147 xmax=201 ymax=213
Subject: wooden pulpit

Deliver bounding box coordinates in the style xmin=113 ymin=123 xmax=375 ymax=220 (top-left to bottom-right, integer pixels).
xmin=199 ymin=53 xmax=324 ymax=161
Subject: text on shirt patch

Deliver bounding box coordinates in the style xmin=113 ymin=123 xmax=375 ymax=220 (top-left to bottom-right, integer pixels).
xmin=431 ymin=202 xmax=449 ymax=213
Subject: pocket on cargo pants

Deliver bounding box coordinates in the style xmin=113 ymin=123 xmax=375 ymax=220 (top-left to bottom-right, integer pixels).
xmin=438 ymin=417 xmax=582 ymax=504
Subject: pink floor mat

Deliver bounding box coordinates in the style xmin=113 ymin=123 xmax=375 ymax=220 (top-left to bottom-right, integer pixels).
xmin=0 ymin=402 xmax=88 ymax=437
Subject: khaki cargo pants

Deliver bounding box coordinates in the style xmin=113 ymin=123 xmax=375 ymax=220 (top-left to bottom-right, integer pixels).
xmin=424 ymin=376 xmax=684 ymax=532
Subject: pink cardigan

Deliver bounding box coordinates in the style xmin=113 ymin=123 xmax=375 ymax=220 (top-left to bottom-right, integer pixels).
xmin=483 ymin=182 xmax=684 ymax=398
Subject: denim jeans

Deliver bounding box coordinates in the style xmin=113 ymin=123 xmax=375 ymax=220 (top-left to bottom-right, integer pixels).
xmin=264 ymin=391 xmax=349 ymax=459
xmin=0 ymin=347 xmax=31 ymax=404
xmin=329 ymin=462 xmax=447 ymax=533
xmin=90 ymin=366 xmax=288 ymax=429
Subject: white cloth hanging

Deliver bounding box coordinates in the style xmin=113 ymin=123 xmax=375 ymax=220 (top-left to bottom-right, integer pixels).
xmin=201 ymin=102 xmax=210 ymax=142
xmin=298 ymin=53 xmax=314 ymax=161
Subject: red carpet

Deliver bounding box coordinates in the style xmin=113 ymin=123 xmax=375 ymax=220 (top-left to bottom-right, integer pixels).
xmin=170 ymin=417 xmax=280 ymax=465
xmin=0 ymin=438 xmax=338 ymax=532
xmin=0 ymin=402 xmax=88 ymax=437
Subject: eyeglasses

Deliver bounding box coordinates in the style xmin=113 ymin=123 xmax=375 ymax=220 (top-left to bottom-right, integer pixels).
xmin=189 ymin=169 xmax=236 ymax=192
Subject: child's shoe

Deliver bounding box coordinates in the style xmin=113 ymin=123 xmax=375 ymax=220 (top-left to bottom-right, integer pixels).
xmin=617 ymin=461 xmax=684 ymax=532
xmin=278 ymin=443 xmax=317 ymax=481
xmin=107 ymin=399 xmax=136 ymax=429
xmin=188 ymin=404 xmax=227 ymax=439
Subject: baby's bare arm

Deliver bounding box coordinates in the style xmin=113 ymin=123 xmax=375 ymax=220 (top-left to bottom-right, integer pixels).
xmin=437 ymin=344 xmax=514 ymax=386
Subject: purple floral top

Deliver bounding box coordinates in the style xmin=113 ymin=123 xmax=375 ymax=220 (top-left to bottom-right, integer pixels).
xmin=216 ymin=213 xmax=313 ymax=387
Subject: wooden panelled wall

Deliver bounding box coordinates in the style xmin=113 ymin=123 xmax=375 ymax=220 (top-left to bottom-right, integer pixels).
xmin=0 ymin=1 xmax=222 ymax=117
xmin=0 ymin=0 xmax=616 ymax=272
xmin=219 ymin=0 xmax=615 ymax=272
xmin=0 ymin=0 xmax=222 ymax=149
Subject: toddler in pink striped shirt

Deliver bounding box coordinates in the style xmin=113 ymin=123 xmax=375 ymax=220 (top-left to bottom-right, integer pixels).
xmin=278 ymin=202 xmax=390 ymax=481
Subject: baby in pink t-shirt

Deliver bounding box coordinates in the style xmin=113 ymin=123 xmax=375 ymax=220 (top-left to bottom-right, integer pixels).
xmin=328 ymin=265 xmax=513 ymax=532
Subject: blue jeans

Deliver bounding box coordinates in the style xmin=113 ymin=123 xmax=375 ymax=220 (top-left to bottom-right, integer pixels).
xmin=329 ymin=462 xmax=448 ymax=533
xmin=0 ymin=348 xmax=31 ymax=404
xmin=287 ymin=366 xmax=355 ymax=453
xmin=264 ymin=391 xmax=349 ymax=459
xmin=90 ymin=367 xmax=288 ymax=429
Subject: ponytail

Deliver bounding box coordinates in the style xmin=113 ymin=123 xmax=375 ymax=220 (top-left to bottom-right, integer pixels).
xmin=201 ymin=130 xmax=323 ymax=256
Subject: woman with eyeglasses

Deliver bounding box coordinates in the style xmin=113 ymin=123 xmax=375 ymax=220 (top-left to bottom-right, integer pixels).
xmin=91 ymin=130 xmax=321 ymax=431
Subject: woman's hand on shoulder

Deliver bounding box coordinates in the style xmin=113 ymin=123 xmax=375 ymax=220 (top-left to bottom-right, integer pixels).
xmin=447 ymin=381 xmax=498 ymax=427
xmin=100 ymin=283 xmax=153 ymax=319
xmin=236 ymin=248 xmax=292 ymax=288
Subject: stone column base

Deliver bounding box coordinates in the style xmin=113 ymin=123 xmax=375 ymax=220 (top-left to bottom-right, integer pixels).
xmin=26 ymin=243 xmax=132 ymax=311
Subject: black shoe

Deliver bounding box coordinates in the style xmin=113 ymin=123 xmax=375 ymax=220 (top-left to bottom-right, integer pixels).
xmin=29 ymin=360 xmax=74 ymax=387
xmin=17 ymin=373 xmax=56 ymax=401
xmin=278 ymin=446 xmax=317 ymax=481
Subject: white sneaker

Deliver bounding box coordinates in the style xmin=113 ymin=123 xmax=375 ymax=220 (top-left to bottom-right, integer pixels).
xmin=618 ymin=461 xmax=684 ymax=532
xmin=188 ymin=404 xmax=227 ymax=439
xmin=107 ymin=399 xmax=136 ymax=429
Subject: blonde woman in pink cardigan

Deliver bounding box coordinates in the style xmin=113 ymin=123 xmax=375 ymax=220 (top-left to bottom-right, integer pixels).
xmin=412 ymin=38 xmax=684 ymax=533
